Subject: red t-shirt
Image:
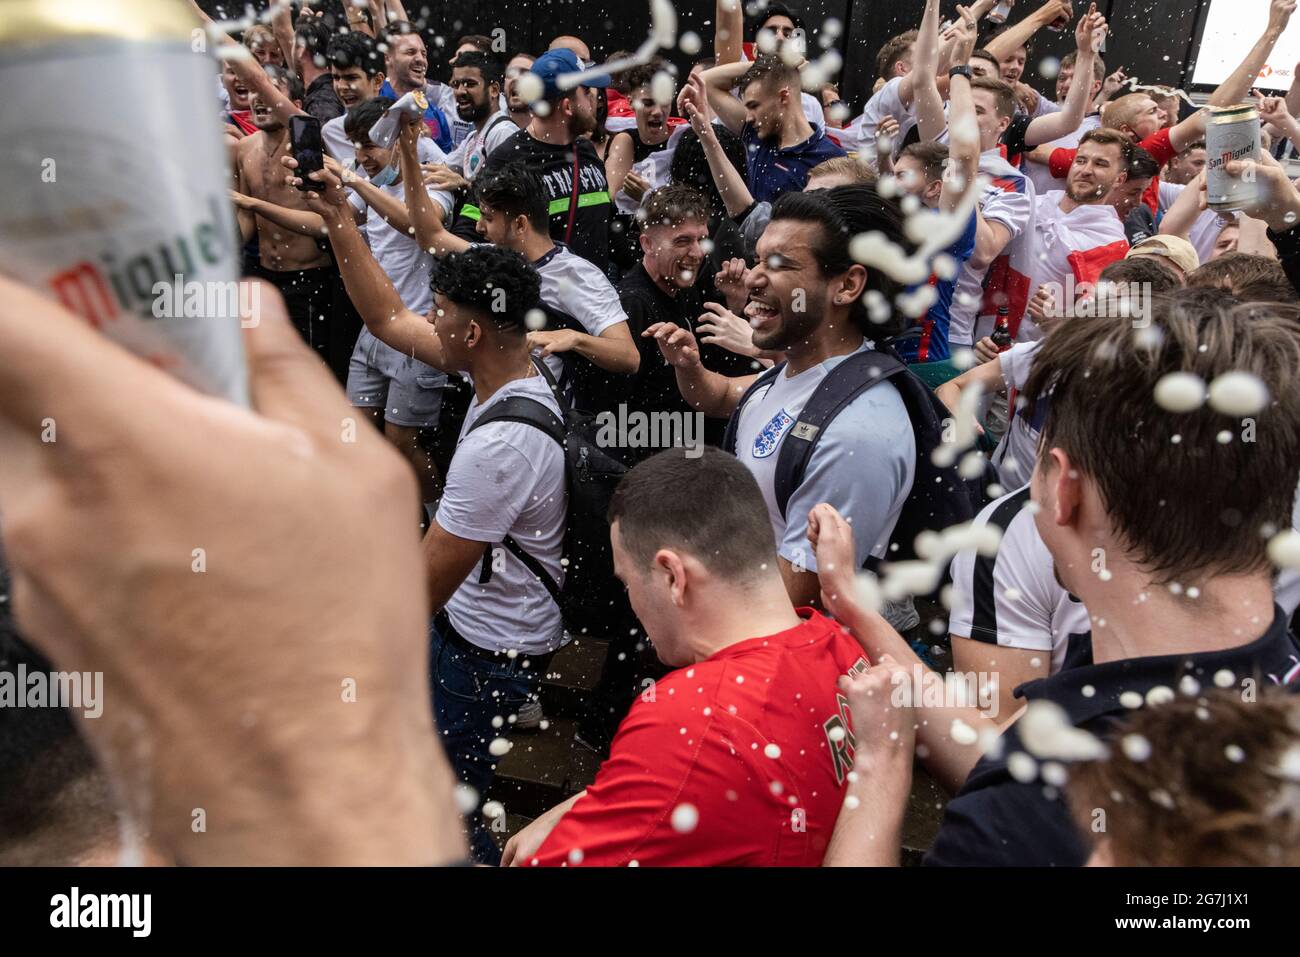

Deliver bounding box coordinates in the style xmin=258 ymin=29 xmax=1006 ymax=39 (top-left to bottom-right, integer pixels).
xmin=530 ymin=610 xmax=871 ymax=867
xmin=1047 ymin=127 xmax=1175 ymax=215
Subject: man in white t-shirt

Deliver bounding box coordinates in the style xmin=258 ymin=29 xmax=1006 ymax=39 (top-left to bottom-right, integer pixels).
xmin=1022 ymin=130 xmax=1131 ymax=339
xmin=846 ymin=30 xmax=920 ymax=167
xmin=339 ymin=98 xmax=456 ymax=505
xmin=645 ymin=185 xmax=917 ymax=612
xmin=303 ymin=177 xmax=567 ymax=865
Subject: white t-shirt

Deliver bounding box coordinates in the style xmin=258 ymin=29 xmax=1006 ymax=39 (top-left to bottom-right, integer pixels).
xmin=437 ymin=371 xmax=567 ymax=654
xmin=347 ymin=177 xmax=452 ymax=313
xmin=732 ymin=342 xmax=916 ymax=572
xmin=1025 ymin=190 xmax=1128 ymax=339
xmin=990 ymin=341 xmax=1042 ymax=490
xmin=948 ymin=485 xmax=1091 ymax=675
xmin=446 ymin=110 xmax=521 ymax=181
xmin=849 ymin=76 xmax=918 ymax=167
xmin=534 ymin=245 xmax=629 ymax=383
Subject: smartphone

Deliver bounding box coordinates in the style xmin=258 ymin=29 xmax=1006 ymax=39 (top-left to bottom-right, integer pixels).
xmin=288 ymin=115 xmax=325 ymax=192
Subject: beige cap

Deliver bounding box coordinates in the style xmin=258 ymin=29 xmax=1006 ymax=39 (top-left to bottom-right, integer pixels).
xmin=1127 ymin=234 xmax=1200 ymax=276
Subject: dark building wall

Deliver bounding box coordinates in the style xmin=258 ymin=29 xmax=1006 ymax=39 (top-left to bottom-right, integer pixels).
xmin=202 ymin=0 xmax=1207 ymax=112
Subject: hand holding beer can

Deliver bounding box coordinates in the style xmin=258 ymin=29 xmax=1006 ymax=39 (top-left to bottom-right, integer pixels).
xmin=0 ymin=0 xmax=249 ymax=405
xmin=1206 ymin=104 xmax=1262 ymax=212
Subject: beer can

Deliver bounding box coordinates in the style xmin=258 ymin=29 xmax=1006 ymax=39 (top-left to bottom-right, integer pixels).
xmin=1205 ymin=104 xmax=1261 ymax=212
xmin=987 ymin=2 xmax=1014 ymax=25
xmin=0 ymin=0 xmax=249 ymax=405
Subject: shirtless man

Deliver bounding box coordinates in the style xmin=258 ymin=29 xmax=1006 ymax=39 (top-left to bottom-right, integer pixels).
xmin=230 ymin=67 xmax=359 ymax=381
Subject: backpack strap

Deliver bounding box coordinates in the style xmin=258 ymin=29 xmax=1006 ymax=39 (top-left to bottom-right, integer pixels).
xmin=465 ymin=390 xmax=567 ymax=596
xmin=466 ymin=394 xmax=565 ymax=444
xmin=771 ymin=349 xmax=906 ymax=522
xmin=721 ymin=362 xmax=786 ymax=455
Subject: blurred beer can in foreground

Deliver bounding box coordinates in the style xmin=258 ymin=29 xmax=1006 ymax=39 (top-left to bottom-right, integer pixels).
xmin=1205 ymin=104 xmax=1261 ymax=213
xmin=0 ymin=0 xmax=249 ymax=405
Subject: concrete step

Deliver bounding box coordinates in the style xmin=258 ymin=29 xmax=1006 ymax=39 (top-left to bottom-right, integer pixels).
xmin=487 ymin=716 xmax=601 ymax=820
xmin=537 ymin=636 xmax=607 ymax=719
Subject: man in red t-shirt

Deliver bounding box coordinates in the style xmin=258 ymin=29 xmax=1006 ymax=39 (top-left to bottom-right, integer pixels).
xmin=1032 ymin=0 xmax=1297 ymax=214
xmin=501 ymin=448 xmax=872 ymax=867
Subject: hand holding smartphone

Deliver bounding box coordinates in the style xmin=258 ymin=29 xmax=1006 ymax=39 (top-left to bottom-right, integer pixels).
xmin=289 ymin=115 xmax=326 ymax=192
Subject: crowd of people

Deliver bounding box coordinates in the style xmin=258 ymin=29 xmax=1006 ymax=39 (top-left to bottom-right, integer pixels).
xmin=3 ymin=0 xmax=1300 ymax=869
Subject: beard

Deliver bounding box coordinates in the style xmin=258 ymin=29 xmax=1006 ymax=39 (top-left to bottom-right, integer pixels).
xmin=1067 ymin=178 xmax=1109 ymax=203
xmin=569 ymin=107 xmax=597 ymax=137
xmin=751 ymin=299 xmax=822 ymax=352
xmin=457 ymin=96 xmax=490 ymax=122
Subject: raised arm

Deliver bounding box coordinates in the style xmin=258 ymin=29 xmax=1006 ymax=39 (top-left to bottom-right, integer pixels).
xmin=1169 ymin=1 xmax=1299 ymax=154
xmin=285 ymin=155 xmax=450 ymax=370
xmin=941 ymin=15 xmax=981 ymax=216
xmin=680 ymin=77 xmax=755 ymax=218
xmin=397 ymin=124 xmax=468 ymax=257
xmin=697 ymin=60 xmax=754 ymax=136
xmin=714 ymin=0 xmax=745 ymax=65
xmin=1025 ymin=5 xmax=1105 ymax=147
xmin=1157 ymin=171 xmax=1207 ymax=241
xmin=270 ymin=0 xmax=296 ymax=77
xmin=912 ymin=0 xmax=947 ymax=142
xmin=187 ymin=0 xmax=306 ymax=129
xmin=985 ymin=0 xmax=1072 ymax=62
xmin=1288 ymin=60 xmax=1300 ymax=116
xmin=821 ymin=658 xmax=916 ymax=867
xmin=809 ymin=505 xmax=1004 ymax=794
xmin=1208 ymin=0 xmax=1296 ymax=109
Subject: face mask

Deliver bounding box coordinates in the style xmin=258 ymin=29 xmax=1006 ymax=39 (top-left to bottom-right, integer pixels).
xmin=370 ymin=161 xmax=398 ymax=188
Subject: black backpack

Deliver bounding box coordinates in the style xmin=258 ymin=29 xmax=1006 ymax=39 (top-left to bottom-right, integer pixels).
xmin=722 ymin=346 xmax=984 ymax=579
xmin=466 ymin=357 xmax=629 ymax=636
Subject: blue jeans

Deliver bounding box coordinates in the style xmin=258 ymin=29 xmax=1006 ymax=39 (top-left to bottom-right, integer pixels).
xmin=428 ymin=619 xmax=546 ymax=865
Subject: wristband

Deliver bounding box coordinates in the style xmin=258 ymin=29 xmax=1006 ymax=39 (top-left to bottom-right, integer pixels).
xmin=949 ymin=66 xmax=973 ymax=81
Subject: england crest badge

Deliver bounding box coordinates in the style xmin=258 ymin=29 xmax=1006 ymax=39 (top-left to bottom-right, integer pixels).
xmin=752 ymin=408 xmax=795 ymax=458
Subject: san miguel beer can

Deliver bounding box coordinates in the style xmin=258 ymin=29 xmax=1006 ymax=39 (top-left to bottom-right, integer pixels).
xmin=0 ymin=0 xmax=249 ymax=404
xmin=1206 ymin=104 xmax=1262 ymax=212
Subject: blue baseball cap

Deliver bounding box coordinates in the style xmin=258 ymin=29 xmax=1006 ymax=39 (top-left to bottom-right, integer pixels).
xmin=529 ymin=48 xmax=612 ymax=99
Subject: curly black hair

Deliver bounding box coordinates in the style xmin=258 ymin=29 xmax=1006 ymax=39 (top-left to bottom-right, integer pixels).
xmin=326 ymin=32 xmax=384 ymax=78
xmin=475 ymin=163 xmax=549 ymax=233
xmin=432 ymin=245 xmax=540 ymax=333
